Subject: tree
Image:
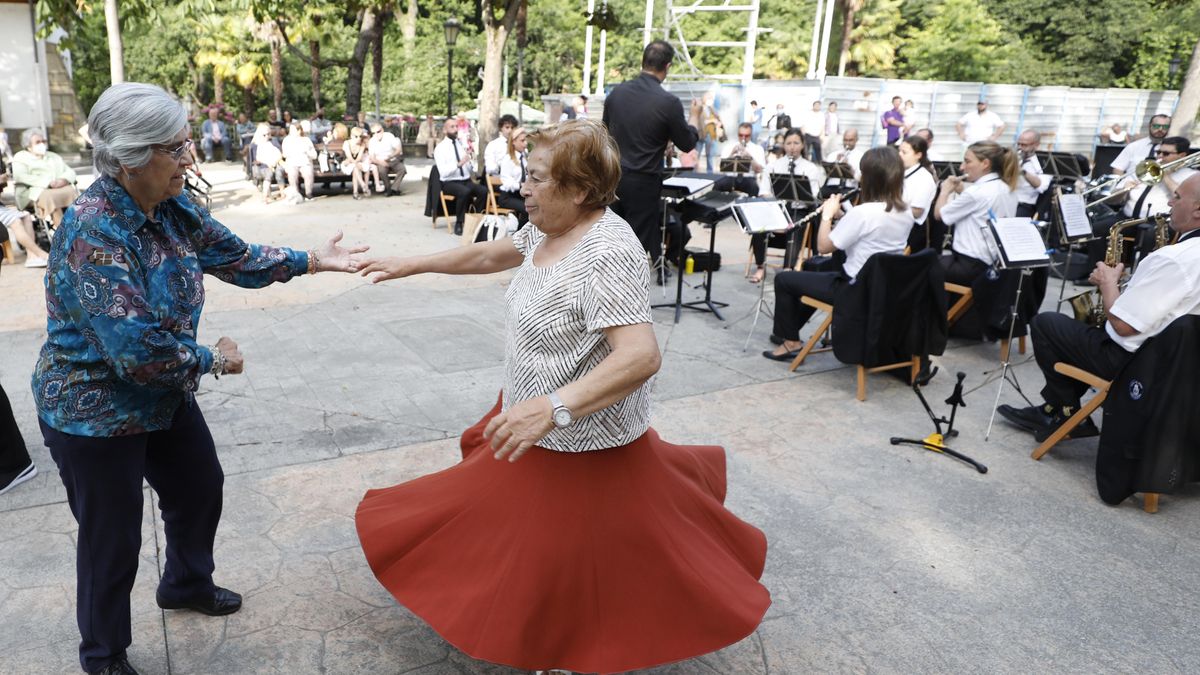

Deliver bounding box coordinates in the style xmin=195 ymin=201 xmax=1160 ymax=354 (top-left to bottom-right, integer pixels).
xmin=104 ymin=0 xmax=124 ymax=83
xmin=1171 ymin=38 xmax=1200 ymax=137
xmin=902 ymin=0 xmax=1007 ymax=82
xmin=478 ymin=0 xmax=522 ymax=155
xmin=836 ymin=0 xmax=863 ymax=77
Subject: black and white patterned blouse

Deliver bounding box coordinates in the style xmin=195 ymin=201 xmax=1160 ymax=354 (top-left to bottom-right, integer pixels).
xmin=504 ymin=208 xmax=653 ymax=452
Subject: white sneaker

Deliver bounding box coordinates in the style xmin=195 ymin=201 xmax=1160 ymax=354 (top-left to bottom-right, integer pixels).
xmin=0 ymin=462 xmax=37 ymax=496
xmin=24 ymin=256 xmax=48 ymax=268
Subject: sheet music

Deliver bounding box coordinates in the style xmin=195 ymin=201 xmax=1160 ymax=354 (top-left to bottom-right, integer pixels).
xmin=1057 ymin=193 xmax=1092 ymax=239
xmin=990 ymin=217 xmax=1049 ymax=266
xmin=662 ymin=176 xmax=714 ymax=195
xmin=734 ymin=201 xmax=792 ymax=233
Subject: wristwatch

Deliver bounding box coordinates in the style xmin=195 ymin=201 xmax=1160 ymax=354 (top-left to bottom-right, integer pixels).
xmin=548 ymin=391 xmax=573 ymax=428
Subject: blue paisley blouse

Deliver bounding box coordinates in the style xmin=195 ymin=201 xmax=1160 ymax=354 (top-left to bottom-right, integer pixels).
xmin=32 ymin=176 xmax=309 ymax=437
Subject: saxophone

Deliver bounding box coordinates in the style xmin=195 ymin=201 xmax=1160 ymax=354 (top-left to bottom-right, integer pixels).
xmin=1068 ymin=216 xmax=1150 ymax=327
xmin=1153 ymin=214 xmax=1173 ymax=250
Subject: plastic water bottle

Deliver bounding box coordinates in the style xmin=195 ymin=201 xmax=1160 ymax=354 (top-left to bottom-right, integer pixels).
xmin=685 ymin=255 xmax=695 ymax=275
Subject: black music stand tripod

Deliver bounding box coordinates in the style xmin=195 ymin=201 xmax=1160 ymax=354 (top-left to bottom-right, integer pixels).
xmin=890 ymin=372 xmax=988 ymax=473
xmin=653 ymin=216 xmax=728 ymax=322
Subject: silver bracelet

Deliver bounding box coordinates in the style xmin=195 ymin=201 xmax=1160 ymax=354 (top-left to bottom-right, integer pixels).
xmin=208 ymin=345 xmax=225 ymax=378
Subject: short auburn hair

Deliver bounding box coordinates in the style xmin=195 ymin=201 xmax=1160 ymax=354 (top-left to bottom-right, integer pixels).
xmin=528 ymin=119 xmax=620 ymax=210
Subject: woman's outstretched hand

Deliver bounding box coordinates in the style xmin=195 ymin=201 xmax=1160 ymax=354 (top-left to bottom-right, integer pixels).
xmin=316 ymin=230 xmax=370 ymax=273
xmin=483 ymin=396 xmax=555 ymax=463
xmin=359 ymin=256 xmax=422 ymax=284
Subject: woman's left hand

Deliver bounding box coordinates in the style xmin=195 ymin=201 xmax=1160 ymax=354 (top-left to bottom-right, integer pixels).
xmin=315 ymin=230 xmax=369 ymax=273
xmin=483 ymin=396 xmax=555 ymax=462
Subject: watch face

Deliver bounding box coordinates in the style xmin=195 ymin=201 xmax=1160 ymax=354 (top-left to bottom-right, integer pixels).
xmin=553 ymin=408 xmax=572 ymax=427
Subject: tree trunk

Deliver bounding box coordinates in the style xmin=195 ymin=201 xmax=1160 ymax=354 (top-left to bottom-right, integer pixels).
xmin=345 ymin=8 xmax=381 ymax=118
xmin=271 ymin=34 xmax=283 ymax=118
xmin=401 ymin=0 xmax=417 ymax=51
xmin=310 ymin=39 xmax=322 ymax=112
xmin=372 ymin=20 xmax=384 ymax=117
xmin=1170 ymin=38 xmax=1200 ymax=139
xmin=479 ymin=0 xmax=522 ymax=168
xmin=836 ymin=0 xmax=861 ymax=78
xmin=516 ymin=0 xmax=527 ymax=121
xmin=242 ymin=84 xmax=256 ymax=116
xmin=214 ymin=70 xmax=225 ymax=106
xmin=104 ymin=0 xmax=125 ymax=84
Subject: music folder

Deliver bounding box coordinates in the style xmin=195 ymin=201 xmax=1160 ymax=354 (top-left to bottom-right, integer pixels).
xmin=770 ymin=173 xmax=814 ymax=203
xmin=987 ymin=217 xmax=1051 ymax=268
xmin=661 ymin=174 xmax=715 ymax=201
xmin=1056 ymin=192 xmax=1093 ymax=243
xmin=931 ymin=161 xmax=961 ymax=180
xmin=719 ymin=157 xmax=753 ymax=174
xmin=822 ymin=161 xmax=855 ymax=179
xmin=730 ymin=199 xmax=793 ymax=234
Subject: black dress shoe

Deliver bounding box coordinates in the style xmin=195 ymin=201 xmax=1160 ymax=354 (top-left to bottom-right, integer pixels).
xmin=762 ymin=349 xmax=801 ymax=362
xmin=996 ymin=403 xmax=1056 ymax=436
xmin=157 ymin=586 xmax=243 ymax=616
xmin=94 ymin=656 xmax=139 ymax=674
xmin=453 ymin=225 xmax=463 ymax=236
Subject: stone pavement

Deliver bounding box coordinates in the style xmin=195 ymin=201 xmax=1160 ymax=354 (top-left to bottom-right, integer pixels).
xmin=1 ymin=164 xmax=1198 ymax=674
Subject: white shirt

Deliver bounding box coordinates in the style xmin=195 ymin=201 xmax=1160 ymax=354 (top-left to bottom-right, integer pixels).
xmin=1121 ymin=167 xmax=1198 ymax=218
xmin=829 ymin=201 xmax=914 ymax=281
xmin=903 ymin=165 xmax=938 ymax=225
xmin=801 ymin=110 xmax=826 ymax=136
xmin=1107 ymin=232 xmax=1200 ymax=351
xmin=498 ymin=151 xmax=527 ymax=192
xmin=434 ymin=136 xmax=471 ymax=182
xmin=368 ymin=131 xmax=401 ymax=160
xmin=253 ymin=140 xmax=282 ymax=167
xmin=1110 ymin=137 xmax=1159 ymax=175
xmin=505 ymin=209 xmax=652 ymax=452
xmin=1107 ymin=129 xmax=1128 ymax=143
xmin=767 ymin=155 xmax=825 ymax=199
xmin=831 ymin=146 xmax=865 ymax=179
xmin=484 ymin=136 xmax=509 ymax=175
xmin=959 ymin=110 xmax=1004 ymax=144
xmin=940 ymin=173 xmax=1018 ymax=264
xmin=1015 ymin=155 xmax=1050 ymax=205
xmin=721 ymin=141 xmax=766 ymax=173
xmin=280 ymin=135 xmax=315 ymax=168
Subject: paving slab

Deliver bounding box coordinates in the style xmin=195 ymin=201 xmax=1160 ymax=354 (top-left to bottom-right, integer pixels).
xmin=1 ymin=162 xmax=1198 ymax=674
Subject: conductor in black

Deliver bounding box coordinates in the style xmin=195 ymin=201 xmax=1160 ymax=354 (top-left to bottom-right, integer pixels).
xmin=603 ymin=40 xmax=703 ymax=267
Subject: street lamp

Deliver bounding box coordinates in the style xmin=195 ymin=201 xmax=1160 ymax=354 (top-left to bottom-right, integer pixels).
xmin=444 ymin=17 xmax=461 ymax=118
xmin=1169 ymin=56 xmax=1182 ymax=89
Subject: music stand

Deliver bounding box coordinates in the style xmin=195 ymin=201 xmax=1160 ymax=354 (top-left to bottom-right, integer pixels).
xmin=769 ymin=172 xmax=814 ymax=203
xmin=722 ymin=199 xmax=795 ymax=348
xmin=719 ymin=156 xmax=753 ymax=176
xmin=931 ymin=161 xmax=961 ymax=181
xmin=822 ymin=161 xmax=856 ymax=195
xmin=659 ymin=173 xmax=715 ymax=291
xmin=981 ymin=217 xmax=1052 ymax=440
xmin=1049 ymin=188 xmax=1095 ymax=310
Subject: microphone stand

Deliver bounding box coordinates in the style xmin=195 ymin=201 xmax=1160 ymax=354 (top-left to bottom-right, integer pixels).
xmin=890 ymin=372 xmax=987 ymax=473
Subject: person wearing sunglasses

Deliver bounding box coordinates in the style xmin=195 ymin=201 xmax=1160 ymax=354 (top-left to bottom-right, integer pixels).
xmin=1116 ymin=136 xmax=1197 ymax=222
xmin=31 ymin=83 xmax=369 ymax=675
xmin=1109 ymin=114 xmax=1171 ymax=177
xmin=715 ymin=122 xmax=765 ymax=196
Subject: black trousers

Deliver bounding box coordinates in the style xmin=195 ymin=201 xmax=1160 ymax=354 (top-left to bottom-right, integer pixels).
xmin=940 ymin=252 xmax=990 ymax=338
xmin=495 ymin=191 xmax=528 ymax=227
xmin=1016 ymin=202 xmax=1037 ymax=218
xmin=0 ymin=382 xmax=31 ymax=475
xmin=1031 ymin=311 xmax=1133 ymax=409
xmin=41 ymin=401 xmax=224 ymax=673
xmin=772 ymin=270 xmax=844 ymax=341
xmin=750 ymin=230 xmax=799 ymax=267
xmin=613 ymin=171 xmax=664 ymax=262
xmin=714 ymin=175 xmax=760 ymax=197
xmin=440 ymin=178 xmax=488 ymax=228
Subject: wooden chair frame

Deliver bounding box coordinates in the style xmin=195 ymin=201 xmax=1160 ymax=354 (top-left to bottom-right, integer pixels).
xmin=433 ymin=193 xmax=455 ymax=230
xmin=1031 ymin=362 xmax=1159 ymax=513
xmin=2 ymin=240 xmax=13 ymax=264
xmin=485 ymin=175 xmax=515 ymax=217
xmin=787 ymin=296 xmax=920 ymax=401
xmin=944 ymin=282 xmax=1026 ymax=360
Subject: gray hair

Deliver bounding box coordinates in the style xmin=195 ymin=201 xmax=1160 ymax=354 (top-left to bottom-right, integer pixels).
xmin=20 ymin=128 xmax=46 ymax=149
xmin=89 ymin=82 xmax=187 ymax=177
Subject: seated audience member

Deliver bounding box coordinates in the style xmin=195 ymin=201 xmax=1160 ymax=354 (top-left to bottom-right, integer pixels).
xmin=344 ymin=127 xmax=379 ymax=200
xmin=933 ymin=140 xmax=1018 ymax=287
xmin=368 ymin=123 xmax=406 ymax=196
xmin=997 ymin=173 xmax=1200 ymax=439
xmin=1101 ymin=122 xmax=1128 ymax=144
xmin=763 ymin=147 xmax=914 ymax=361
xmin=416 ymin=114 xmax=438 ymax=158
xmin=434 ymin=117 xmax=488 ymax=235
xmin=281 ymin=122 xmax=317 ymax=203
xmin=309 ymin=108 xmax=332 ymax=144
xmin=485 ymin=114 xmax=519 ymax=175
xmin=201 ymin=108 xmax=233 ymax=161
xmin=12 ymin=129 xmax=78 ymax=228
xmin=385 ymin=115 xmax=404 ymax=139
xmin=249 ymin=124 xmax=286 ymax=203
xmin=236 ymin=112 xmax=256 ymax=149
xmin=1 ymin=197 xmax=50 ymax=267
xmin=267 ymin=109 xmax=287 ymax=139
xmin=745 ymin=129 xmax=824 ymax=284
xmin=496 ymin=128 xmax=529 ymax=226
xmin=899 ymin=134 xmax=938 ymax=250
xmin=0 ymin=125 xmax=11 ymax=163
xmin=716 ymin=123 xmax=765 ymax=196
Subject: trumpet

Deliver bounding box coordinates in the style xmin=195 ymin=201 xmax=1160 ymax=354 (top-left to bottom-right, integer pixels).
xmin=1067 ymin=215 xmax=1160 ymax=326
xmin=1086 ymin=151 xmax=1200 ymax=207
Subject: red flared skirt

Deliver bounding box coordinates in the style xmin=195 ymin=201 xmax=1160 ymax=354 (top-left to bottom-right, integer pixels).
xmin=355 ymin=396 xmax=770 ymax=673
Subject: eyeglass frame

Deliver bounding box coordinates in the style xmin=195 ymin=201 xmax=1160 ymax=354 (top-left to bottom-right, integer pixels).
xmin=1149 ymin=123 xmax=1171 ymax=130
xmin=152 ymin=138 xmax=194 ymax=162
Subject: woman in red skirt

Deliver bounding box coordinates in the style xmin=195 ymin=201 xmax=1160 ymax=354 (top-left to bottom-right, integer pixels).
xmin=356 ymin=119 xmax=770 ymax=674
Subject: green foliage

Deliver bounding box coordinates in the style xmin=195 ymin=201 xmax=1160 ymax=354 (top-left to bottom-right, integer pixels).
xmin=901 ymin=0 xmax=1008 ymax=82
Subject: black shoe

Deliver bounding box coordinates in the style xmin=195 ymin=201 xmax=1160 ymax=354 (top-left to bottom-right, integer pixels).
xmin=453 ymin=225 xmax=463 ymax=236
xmin=93 ymin=656 xmax=139 ymax=675
xmin=157 ymin=586 xmax=242 ymax=616
xmin=0 ymin=461 xmax=37 ymax=496
xmin=762 ymin=349 xmax=801 ymax=362
xmin=915 ymin=363 xmax=939 ymax=387
xmin=996 ymin=403 xmax=1057 ymax=436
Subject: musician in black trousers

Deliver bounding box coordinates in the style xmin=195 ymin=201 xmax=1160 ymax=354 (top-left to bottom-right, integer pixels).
xmin=603 ymin=40 xmax=702 ymax=268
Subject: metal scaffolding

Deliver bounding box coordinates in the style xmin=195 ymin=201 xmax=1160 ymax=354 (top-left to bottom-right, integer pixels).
xmin=643 ymin=0 xmax=763 ymax=85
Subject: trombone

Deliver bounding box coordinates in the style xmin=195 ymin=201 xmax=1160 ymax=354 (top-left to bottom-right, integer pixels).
xmin=1085 ymin=151 xmax=1200 ymax=207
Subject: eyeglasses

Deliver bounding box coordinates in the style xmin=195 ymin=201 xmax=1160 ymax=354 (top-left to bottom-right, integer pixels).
xmin=1155 ymin=149 xmax=1180 ymax=156
xmin=1150 ymin=123 xmax=1170 ymax=130
xmin=737 ymin=134 xmax=752 ymax=139
xmin=153 ymin=139 xmax=193 ymax=161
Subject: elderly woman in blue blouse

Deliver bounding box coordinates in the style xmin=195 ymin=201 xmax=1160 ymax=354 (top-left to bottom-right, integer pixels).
xmin=31 ymin=83 xmax=365 ymax=675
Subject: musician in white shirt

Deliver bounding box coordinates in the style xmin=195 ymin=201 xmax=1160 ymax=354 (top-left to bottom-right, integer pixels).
xmin=933 ymin=140 xmax=1019 ymax=286
xmin=495 ymin=128 xmax=529 ymax=226
xmin=484 ymin=114 xmax=519 ymax=175
xmin=716 ymin=123 xmax=765 ymax=196
xmin=831 ymin=129 xmax=865 ymax=183
xmin=1014 ymin=130 xmax=1050 ymax=218
xmin=1109 ymin=114 xmax=1170 ymax=176
xmin=898 ymin=134 xmax=938 ymax=251
xmin=434 ymin=118 xmax=488 ymax=235
xmin=1116 ymin=137 xmax=1197 ymax=220
xmin=956 ymin=101 xmax=1005 ymax=146
xmin=746 ymin=129 xmax=824 ymax=283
